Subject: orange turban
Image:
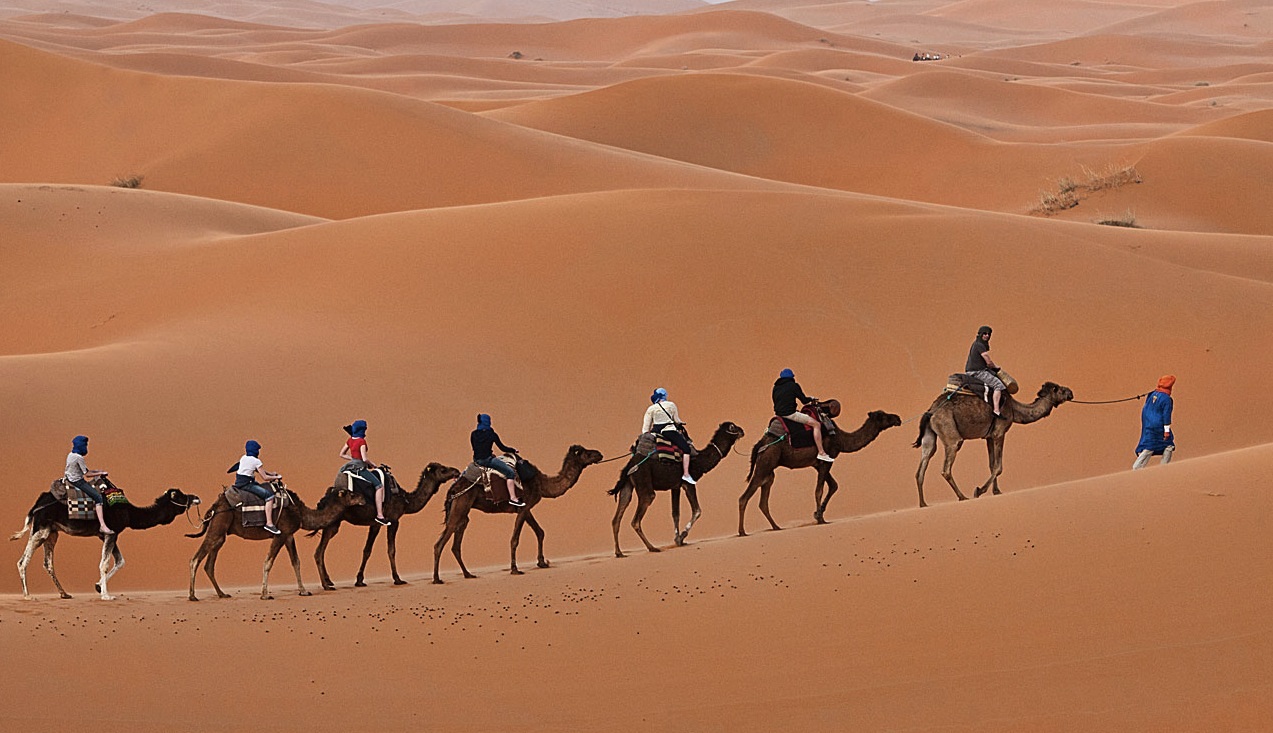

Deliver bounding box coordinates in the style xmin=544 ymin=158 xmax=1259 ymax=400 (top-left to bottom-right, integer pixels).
xmin=1156 ymin=375 xmax=1176 ymax=394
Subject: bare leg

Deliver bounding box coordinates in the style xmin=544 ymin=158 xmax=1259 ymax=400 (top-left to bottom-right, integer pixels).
xmin=993 ymin=389 xmax=1003 ymax=416
xmin=264 ymin=498 xmax=276 ymax=528
xmin=812 ymin=424 xmax=828 ymax=456
xmin=95 ymin=504 xmax=113 ymax=534
xmin=375 ymin=486 xmax=386 ymax=520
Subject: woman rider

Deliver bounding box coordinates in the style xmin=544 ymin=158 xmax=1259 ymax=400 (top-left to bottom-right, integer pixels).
xmin=339 ymin=419 xmax=389 ymax=526
xmin=234 ymin=440 xmax=283 ymax=535
xmin=643 ymin=388 xmax=696 ymax=485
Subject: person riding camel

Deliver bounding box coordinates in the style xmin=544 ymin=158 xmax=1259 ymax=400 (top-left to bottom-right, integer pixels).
xmin=339 ymin=419 xmax=389 ymax=526
xmin=65 ymin=435 xmax=113 ymax=535
xmin=471 ymin=414 xmax=525 ymax=507
xmin=233 ymin=440 xmax=283 ymax=535
xmin=643 ymin=387 xmax=696 ymax=485
xmin=965 ymin=325 xmax=1006 ymax=417
xmin=773 ymin=369 xmax=834 ymax=463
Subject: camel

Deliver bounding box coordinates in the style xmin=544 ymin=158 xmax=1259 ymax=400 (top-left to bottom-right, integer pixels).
xmin=913 ymin=381 xmax=1074 ymax=507
xmin=739 ymin=410 xmax=902 ymax=536
xmin=310 ymin=462 xmax=461 ymax=590
xmin=432 ymin=444 xmax=603 ymax=583
xmin=186 ymin=481 xmax=364 ymax=601
xmin=609 ymin=421 xmax=745 ymax=556
xmin=11 ymin=480 xmax=201 ymax=600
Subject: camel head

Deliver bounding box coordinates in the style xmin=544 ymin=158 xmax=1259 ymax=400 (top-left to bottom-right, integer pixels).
xmin=716 ymin=421 xmax=746 ymax=441
xmin=1037 ymin=382 xmax=1075 ymax=406
xmin=162 ymin=488 xmax=201 ymax=509
xmin=567 ymin=444 xmax=605 ymax=468
xmin=868 ymin=410 xmax=904 ymax=430
xmin=418 ymin=462 xmax=462 ymax=492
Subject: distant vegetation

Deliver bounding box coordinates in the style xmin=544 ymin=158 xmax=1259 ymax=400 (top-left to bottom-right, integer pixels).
xmin=110 ymin=174 xmax=145 ymax=189
xmin=1096 ymin=210 xmax=1141 ymax=228
xmin=1032 ymin=164 xmax=1141 ymax=216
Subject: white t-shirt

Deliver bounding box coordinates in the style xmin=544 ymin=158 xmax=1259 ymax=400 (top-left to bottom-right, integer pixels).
xmin=65 ymin=452 xmax=88 ymax=482
xmin=643 ymin=400 xmax=682 ymax=433
xmin=237 ymin=455 xmax=263 ymax=477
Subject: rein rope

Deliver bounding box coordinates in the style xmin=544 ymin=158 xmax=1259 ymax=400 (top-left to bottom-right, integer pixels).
xmin=1071 ymin=392 xmax=1149 ymax=405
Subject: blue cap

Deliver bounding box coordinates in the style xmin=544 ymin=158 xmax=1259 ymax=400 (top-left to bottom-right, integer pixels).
xmin=779 ymin=368 xmax=795 ymax=379
xmin=71 ymin=435 xmax=89 ymax=456
xmin=245 ymin=440 xmax=261 ymax=457
xmin=651 ymin=388 xmax=667 ymax=404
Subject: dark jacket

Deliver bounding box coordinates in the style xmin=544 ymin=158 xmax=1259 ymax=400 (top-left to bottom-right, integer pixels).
xmin=471 ymin=428 xmax=516 ymax=461
xmin=772 ymin=377 xmax=812 ymax=416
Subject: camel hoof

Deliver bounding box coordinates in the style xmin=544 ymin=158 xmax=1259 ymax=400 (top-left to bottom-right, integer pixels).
xmin=261 ymin=595 xmax=274 ymax=601
xmin=322 ymin=584 xmax=336 ymax=591
xmin=919 ymin=502 xmax=928 ymax=508
xmin=649 ymin=546 xmax=662 ymax=553
xmin=217 ymin=592 xmax=231 ymax=599
xmin=536 ymin=560 xmax=549 ymax=569
xmin=188 ymin=595 xmax=199 ymax=602
xmin=393 ymin=579 xmax=408 ymax=586
xmin=94 ymin=583 xmax=101 ymax=593
xmin=298 ymin=591 xmax=312 ymax=597
xmin=432 ymin=579 xmax=444 ymax=585
xmin=615 ymin=551 xmax=626 ymax=558
xmin=674 ymin=535 xmax=686 ymax=547
xmin=738 ymin=531 xmax=747 ymax=537
xmin=59 ymin=593 xmax=73 ymax=599
xmin=354 ymin=581 xmax=367 ymax=588
xmin=814 ymin=514 xmax=827 ymax=525
xmin=510 ymin=568 xmax=524 ymax=576
xmin=100 ymin=595 xmax=116 ymax=601
xmin=463 ymin=573 xmax=477 ymax=579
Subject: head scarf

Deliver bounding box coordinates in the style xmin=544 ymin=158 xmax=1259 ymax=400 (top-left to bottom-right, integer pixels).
xmin=977 ymin=325 xmax=993 ymax=337
xmin=476 ymin=414 xmax=492 ymax=430
xmin=779 ymin=368 xmax=795 ymax=379
xmin=345 ymin=420 xmax=367 ymax=439
xmin=71 ymin=435 xmax=89 ymax=456
xmin=650 ymin=388 xmax=668 ymax=404
xmin=1156 ymin=375 xmax=1176 ymax=394
xmin=245 ymin=440 xmax=261 ymax=457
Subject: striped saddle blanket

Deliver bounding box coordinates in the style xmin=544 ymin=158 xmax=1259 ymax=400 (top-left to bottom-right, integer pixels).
xmin=224 ymin=483 xmax=292 ymax=528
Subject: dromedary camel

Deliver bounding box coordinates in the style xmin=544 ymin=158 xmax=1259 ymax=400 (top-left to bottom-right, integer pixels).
xmin=432 ymin=444 xmax=603 ymax=583
xmin=186 ymin=481 xmax=364 ymax=601
xmin=739 ymin=410 xmax=902 ymax=536
xmin=310 ymin=462 xmax=460 ymax=589
xmin=913 ymin=381 xmax=1074 ymax=507
xmin=609 ymin=421 xmax=745 ymax=556
xmin=12 ymin=480 xmax=201 ymax=600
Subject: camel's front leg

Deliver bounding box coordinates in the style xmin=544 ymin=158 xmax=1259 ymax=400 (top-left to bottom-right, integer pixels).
xmin=17 ymin=528 xmax=48 ymax=600
xmin=758 ymin=480 xmax=781 ymax=532
xmin=260 ymin=536 xmax=286 ymax=600
xmin=510 ymin=511 xmax=528 ymax=575
xmin=285 ymin=536 xmax=310 ymax=597
xmin=42 ymin=532 xmax=71 ymax=599
xmin=355 ymin=523 xmax=381 ymax=587
xmin=611 ymin=483 xmax=634 ymax=558
xmin=630 ymin=489 xmax=661 ymax=553
xmin=452 ymin=515 xmax=475 ymax=579
xmin=524 ymin=512 xmax=549 ymax=569
xmin=939 ymin=438 xmax=970 ymax=501
xmin=97 ymin=535 xmax=119 ymax=600
xmin=676 ymin=486 xmax=702 ymax=546
xmin=386 ymin=523 xmax=406 ymax=585
xmin=313 ymin=524 xmax=338 ymax=590
xmin=815 ymin=471 xmax=839 ymax=524
xmin=975 ymin=438 xmax=1006 ymax=497
xmin=915 ymin=427 xmax=938 ymax=508
xmin=671 ymin=487 xmax=682 ymax=541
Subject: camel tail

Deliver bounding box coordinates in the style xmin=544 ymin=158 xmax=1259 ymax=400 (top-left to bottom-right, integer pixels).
xmin=9 ymin=515 xmax=31 ymax=541
xmin=304 ymin=528 xmax=321 ymax=538
xmin=746 ymin=440 xmax=761 ymax=482
xmin=912 ymin=412 xmax=933 ymax=448
xmin=606 ymin=464 xmax=628 ymax=498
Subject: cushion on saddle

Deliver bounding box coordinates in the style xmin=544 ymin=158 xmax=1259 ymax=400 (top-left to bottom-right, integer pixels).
xmin=458 ymin=459 xmax=514 ymax=504
xmin=765 ymin=415 xmax=818 ymax=450
xmin=224 ymin=484 xmax=289 ymax=528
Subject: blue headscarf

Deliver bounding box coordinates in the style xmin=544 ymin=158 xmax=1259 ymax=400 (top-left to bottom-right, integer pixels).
xmin=245 ymin=440 xmax=261 ymax=457
xmin=779 ymin=368 xmax=795 ymax=379
xmin=650 ymin=388 xmax=668 ymax=404
xmin=71 ymin=435 xmax=89 ymax=456
xmin=347 ymin=420 xmax=367 ymax=439
xmin=476 ymin=414 xmax=492 ymax=430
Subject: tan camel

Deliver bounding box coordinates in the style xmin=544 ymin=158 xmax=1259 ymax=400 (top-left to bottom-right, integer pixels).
xmin=609 ymin=421 xmax=745 ymax=556
xmin=432 ymin=444 xmax=603 ymax=583
xmin=913 ymin=381 xmax=1074 ymax=507
xmin=739 ymin=410 xmax=902 ymax=536
xmin=310 ymin=462 xmax=460 ymax=589
xmin=11 ymin=482 xmax=201 ymax=600
xmin=186 ymin=481 xmax=364 ymax=600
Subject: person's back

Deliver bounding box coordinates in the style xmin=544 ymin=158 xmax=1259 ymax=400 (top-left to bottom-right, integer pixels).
xmin=643 ymin=388 xmax=695 ymax=484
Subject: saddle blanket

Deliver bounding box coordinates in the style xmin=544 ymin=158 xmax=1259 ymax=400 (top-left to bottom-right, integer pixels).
xmin=458 ymin=458 xmax=515 ymax=504
xmin=224 ymin=484 xmax=290 ymax=528
xmin=49 ymin=478 xmax=101 ymax=520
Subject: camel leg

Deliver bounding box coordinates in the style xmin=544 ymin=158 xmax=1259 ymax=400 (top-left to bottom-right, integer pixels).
xmin=432 ymin=521 xmax=457 ymax=585
xmin=813 ymin=469 xmax=826 ymax=522
xmin=386 ymin=523 xmax=406 ymax=585
xmin=525 ymin=512 xmax=549 ymax=569
xmin=976 ymin=438 xmax=1006 ymax=498
xmin=758 ymin=480 xmax=781 ymax=532
xmin=451 ymin=515 xmax=475 ymax=579
xmin=205 ymin=540 xmax=232 ymax=599
xmin=313 ymin=524 xmax=338 ymax=591
xmin=188 ymin=537 xmax=211 ymax=601
xmin=285 ymin=536 xmax=310 ymax=597
xmin=97 ymin=535 xmax=118 ymax=601
xmin=98 ymin=542 xmax=125 ymax=590
xmin=816 ymin=472 xmax=839 ymax=525
xmin=671 ymin=487 xmax=682 ymax=542
xmin=915 ymin=427 xmax=939 ymax=508
xmin=611 ymin=483 xmax=634 ymax=558
xmin=260 ymin=536 xmax=286 ymax=600
xmin=17 ymin=528 xmax=48 ymax=599
xmin=630 ymin=489 xmax=661 ymax=553
xmin=676 ymin=486 xmax=702 ymax=546
xmin=738 ymin=473 xmax=772 ymax=537
xmin=939 ymin=438 xmax=970 ymax=501
xmin=510 ymin=512 xmax=527 ymax=575
xmin=42 ymin=532 xmax=72 ymax=599
xmin=355 ymin=524 xmax=381 ymax=587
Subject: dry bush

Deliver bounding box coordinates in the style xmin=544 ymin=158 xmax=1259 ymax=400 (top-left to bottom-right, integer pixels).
xmin=1031 ymin=164 xmax=1140 ymax=216
xmin=1096 ymin=210 xmax=1140 ymax=228
xmin=110 ymin=174 xmax=144 ymax=189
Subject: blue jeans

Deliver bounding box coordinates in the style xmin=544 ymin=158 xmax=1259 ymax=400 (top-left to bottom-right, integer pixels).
xmin=238 ymin=481 xmax=273 ymax=501
xmin=71 ymin=478 xmax=103 ymax=505
xmin=476 ymin=456 xmax=517 ymax=480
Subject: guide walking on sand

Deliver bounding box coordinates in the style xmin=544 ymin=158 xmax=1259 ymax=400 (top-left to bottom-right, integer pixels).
xmin=1133 ymin=375 xmax=1176 ymax=469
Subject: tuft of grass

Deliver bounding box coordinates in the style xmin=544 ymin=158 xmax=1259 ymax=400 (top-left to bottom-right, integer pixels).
xmin=1096 ymin=210 xmax=1140 ymax=228
xmin=110 ymin=174 xmax=144 ymax=189
xmin=1031 ymin=164 xmax=1140 ymax=216
xmin=1194 ymin=81 xmax=1210 ymax=86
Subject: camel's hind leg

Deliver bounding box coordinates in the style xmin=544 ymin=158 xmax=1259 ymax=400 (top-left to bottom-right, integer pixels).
xmin=814 ymin=471 xmax=839 ymax=524
xmin=42 ymin=532 xmax=72 ymax=599
xmin=284 ymin=536 xmax=310 ymax=597
xmin=975 ymin=438 xmax=1006 ymax=498
xmin=355 ymin=524 xmax=381 ymax=588
xmin=385 ymin=523 xmax=406 ymax=585
xmin=525 ymin=512 xmax=549 ymax=569
xmin=630 ymin=488 xmax=661 ymax=553
xmin=611 ymin=483 xmax=634 ymax=558
xmin=938 ymin=437 xmax=970 ymax=502
xmin=738 ymin=472 xmax=775 ymax=537
xmin=97 ymin=535 xmax=119 ymax=601
xmin=451 ymin=515 xmax=475 ymax=579
xmin=675 ymin=486 xmax=702 ymax=546
xmin=16 ymin=528 xmax=49 ymax=599
xmin=260 ymin=536 xmax=286 ymax=600
xmin=313 ymin=525 xmax=338 ymax=591
xmin=915 ymin=426 xmax=939 ymax=508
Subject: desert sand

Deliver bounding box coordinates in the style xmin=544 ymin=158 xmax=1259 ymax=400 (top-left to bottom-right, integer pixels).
xmin=1 ymin=0 xmax=1271 ymax=730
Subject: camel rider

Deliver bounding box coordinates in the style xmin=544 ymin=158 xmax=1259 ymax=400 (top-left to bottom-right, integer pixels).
xmin=643 ymin=387 xmax=696 ymax=486
xmin=1133 ymin=375 xmax=1176 ymax=470
xmin=340 ymin=419 xmax=389 ymax=526
xmin=471 ymin=414 xmax=525 ymax=507
xmin=966 ymin=325 xmax=1006 ymax=417
xmin=773 ymin=369 xmax=834 ymax=463
xmin=65 ymin=435 xmax=113 ymax=535
xmin=234 ymin=440 xmax=283 ymax=535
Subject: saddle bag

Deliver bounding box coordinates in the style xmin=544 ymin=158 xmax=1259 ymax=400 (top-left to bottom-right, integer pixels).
xmin=66 ymin=487 xmax=96 ymax=521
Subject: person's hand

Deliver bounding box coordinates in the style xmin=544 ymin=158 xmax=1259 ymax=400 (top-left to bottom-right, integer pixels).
xmin=1164 ymin=432 xmax=1171 ymax=440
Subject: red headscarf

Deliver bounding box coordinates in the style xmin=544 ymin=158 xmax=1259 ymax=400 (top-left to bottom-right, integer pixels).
xmin=1156 ymin=375 xmax=1176 ymax=394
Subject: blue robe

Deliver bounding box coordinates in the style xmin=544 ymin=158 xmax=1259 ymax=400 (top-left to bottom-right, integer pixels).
xmin=1135 ymin=391 xmax=1174 ymax=455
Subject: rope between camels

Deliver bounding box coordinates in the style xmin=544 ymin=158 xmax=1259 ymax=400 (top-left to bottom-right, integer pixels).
xmin=1071 ymin=392 xmax=1150 ymax=405
xmin=596 ymin=452 xmax=632 ymax=464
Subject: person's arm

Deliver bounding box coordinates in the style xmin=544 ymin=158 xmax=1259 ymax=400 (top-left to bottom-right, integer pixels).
xmin=339 ymin=443 xmax=352 ymax=460
xmin=256 ymin=464 xmax=283 ymax=481
xmin=492 ymin=430 xmax=517 ymax=454
xmin=1162 ymin=397 xmax=1173 ymax=439
xmin=795 ymin=383 xmax=816 ymax=405
xmin=358 ymin=443 xmax=369 ymax=462
xmin=982 ymin=349 xmax=998 ymax=369
xmin=642 ymin=406 xmax=654 ymax=433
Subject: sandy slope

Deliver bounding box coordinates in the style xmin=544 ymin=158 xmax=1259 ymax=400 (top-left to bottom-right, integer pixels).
xmin=2 ymin=1 xmax=1272 ymax=731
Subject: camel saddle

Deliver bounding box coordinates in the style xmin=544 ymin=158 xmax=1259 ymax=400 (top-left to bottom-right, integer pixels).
xmin=224 ymin=482 xmax=292 ymax=528
xmin=332 ymin=461 xmax=399 ymax=502
xmin=763 ymin=401 xmax=841 ymax=450
xmin=630 ymin=431 xmax=692 ymax=464
xmin=945 ymin=369 xmax=1020 ymax=401
xmin=50 ymin=477 xmax=121 ymax=520
xmin=456 ymin=457 xmax=515 ymax=504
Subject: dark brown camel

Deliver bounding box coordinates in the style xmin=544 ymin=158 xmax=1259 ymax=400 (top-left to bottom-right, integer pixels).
xmin=12 ymin=481 xmax=201 ymax=600
xmin=310 ymin=462 xmax=461 ymax=589
xmin=913 ymin=381 xmax=1074 ymax=507
xmin=739 ymin=410 xmax=902 ymax=536
xmin=432 ymin=444 xmax=603 ymax=583
xmin=186 ymin=481 xmax=364 ymax=601
xmin=609 ymin=421 xmax=745 ymax=556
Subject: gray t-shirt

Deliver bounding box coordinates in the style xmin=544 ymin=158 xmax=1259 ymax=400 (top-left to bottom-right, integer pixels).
xmin=966 ymin=340 xmax=990 ymax=372
xmin=65 ymin=452 xmax=88 ymax=482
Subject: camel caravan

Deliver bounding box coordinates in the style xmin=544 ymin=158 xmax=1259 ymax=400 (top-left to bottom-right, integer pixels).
xmin=12 ymin=326 xmax=1084 ymax=600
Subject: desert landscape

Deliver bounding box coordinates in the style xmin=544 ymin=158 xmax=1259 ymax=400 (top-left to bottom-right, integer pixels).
xmin=1 ymin=0 xmax=1271 ymax=729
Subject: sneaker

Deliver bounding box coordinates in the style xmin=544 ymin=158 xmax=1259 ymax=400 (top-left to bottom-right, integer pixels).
xmin=682 ymin=475 xmax=697 ymax=485
xmin=508 ymin=499 xmax=526 ymax=508
xmin=374 ymin=517 xmax=392 ymax=526
xmin=263 ymin=524 xmax=281 ymax=535
xmin=816 ymin=453 xmax=835 ymax=463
